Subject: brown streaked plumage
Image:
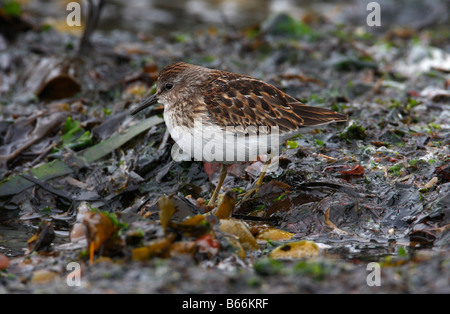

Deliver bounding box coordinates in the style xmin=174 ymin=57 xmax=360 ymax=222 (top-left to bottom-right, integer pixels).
xmin=132 ymin=62 xmax=348 ymax=205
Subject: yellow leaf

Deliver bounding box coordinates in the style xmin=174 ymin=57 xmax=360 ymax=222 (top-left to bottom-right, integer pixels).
xmin=179 ymin=214 xmax=206 ymax=226
xmin=269 ymin=240 xmax=319 ymax=259
xmin=219 ymin=219 xmax=259 ymax=251
xmin=222 ymin=235 xmax=246 ymax=259
xmin=27 ymin=221 xmax=55 ymax=252
xmin=31 ymin=270 xmax=58 ymax=284
xmin=168 ymin=214 xmax=210 ymax=238
xmin=158 ymin=195 xmax=176 ymax=234
xmin=256 ymin=228 xmax=294 ymax=242
xmin=213 ymin=191 xmax=235 ymax=219
xmin=131 ymin=235 xmax=175 ymax=261
xmin=124 ymin=82 xmax=148 ymax=97
xmin=83 ymin=211 xmax=119 ymax=264
xmin=169 ymin=241 xmax=197 ymax=257
xmin=42 ymin=17 xmax=83 ymax=36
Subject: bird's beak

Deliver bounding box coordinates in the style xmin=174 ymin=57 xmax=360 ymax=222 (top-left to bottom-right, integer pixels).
xmin=131 ymin=93 xmax=158 ymax=115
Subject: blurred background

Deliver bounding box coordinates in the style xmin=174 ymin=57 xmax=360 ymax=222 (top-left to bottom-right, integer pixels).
xmin=18 ymin=0 xmax=450 ymax=35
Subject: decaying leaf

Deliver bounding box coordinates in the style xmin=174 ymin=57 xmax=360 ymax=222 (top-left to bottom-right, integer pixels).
xmin=42 ymin=17 xmax=84 ymax=36
xmin=338 ymin=165 xmax=365 ymax=178
xmin=27 ymin=221 xmax=55 ymax=253
xmin=158 ymin=194 xmax=176 ymax=234
xmin=168 ymin=214 xmax=210 ymax=238
xmin=70 ymin=202 xmax=93 ymax=244
xmin=124 ymin=82 xmax=148 ymax=97
xmin=0 ymin=253 xmax=10 ymax=270
xmin=0 ymin=111 xmax=67 ymax=164
xmin=212 ymin=191 xmax=236 ymax=219
xmin=278 ymin=73 xmax=324 ymax=87
xmin=256 ymin=228 xmax=294 ymax=242
xmin=195 ymin=234 xmax=220 ymax=259
xmin=324 ymin=208 xmax=349 ymax=234
xmin=20 ymin=56 xmax=81 ymax=100
xmin=131 ymin=234 xmax=176 ymax=261
xmin=269 ymin=240 xmax=319 ymax=259
xmin=83 ymin=211 xmax=120 ymax=265
xmin=169 ymin=241 xmax=197 ymax=257
xmin=222 ymin=235 xmax=246 ymax=259
xmin=219 ymin=219 xmax=259 ymax=251
xmin=423 ymin=177 xmax=438 ymax=189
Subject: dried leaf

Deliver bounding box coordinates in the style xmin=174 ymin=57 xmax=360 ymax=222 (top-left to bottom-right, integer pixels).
xmin=269 ymin=240 xmax=319 ymax=259
xmin=278 ymin=73 xmax=324 ymax=87
xmin=423 ymin=177 xmax=438 ymax=189
xmin=338 ymin=165 xmax=365 ymax=178
xmin=219 ymin=219 xmax=259 ymax=251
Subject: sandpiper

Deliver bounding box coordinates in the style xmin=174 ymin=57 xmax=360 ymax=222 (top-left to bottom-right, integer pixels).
xmin=132 ymin=62 xmax=347 ymax=205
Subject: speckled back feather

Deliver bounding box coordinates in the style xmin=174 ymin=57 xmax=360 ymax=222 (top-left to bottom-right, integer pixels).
xmin=202 ymin=69 xmax=347 ymax=133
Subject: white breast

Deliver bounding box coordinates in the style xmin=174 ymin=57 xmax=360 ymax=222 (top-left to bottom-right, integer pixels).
xmin=164 ymin=108 xmax=280 ymax=164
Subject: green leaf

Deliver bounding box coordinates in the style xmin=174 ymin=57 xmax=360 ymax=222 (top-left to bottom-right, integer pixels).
xmin=398 ymin=247 xmax=407 ymax=257
xmin=409 ymin=159 xmax=419 ymax=166
xmin=339 ymin=123 xmax=366 ymax=143
xmin=232 ymin=187 xmax=245 ymax=194
xmin=388 ymin=164 xmax=402 ymax=176
xmin=314 ymin=139 xmax=325 ymax=147
xmin=428 ymin=122 xmax=441 ymax=130
xmin=272 ymin=194 xmax=287 ymax=202
xmin=102 ymin=108 xmax=112 ymax=116
xmin=286 ymin=140 xmax=298 ymax=149
xmin=262 ymin=13 xmax=316 ymax=40
xmin=58 ymin=117 xmax=92 ymax=151
xmin=254 ymin=258 xmax=284 ymax=276
xmin=3 ymin=1 xmax=22 ymax=17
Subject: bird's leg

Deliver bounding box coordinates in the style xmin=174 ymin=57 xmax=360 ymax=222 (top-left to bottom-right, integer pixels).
xmin=238 ymin=157 xmax=272 ymax=204
xmin=209 ymin=163 xmax=228 ymax=206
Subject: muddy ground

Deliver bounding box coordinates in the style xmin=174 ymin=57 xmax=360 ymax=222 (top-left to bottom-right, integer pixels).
xmin=0 ymin=0 xmax=449 ymax=294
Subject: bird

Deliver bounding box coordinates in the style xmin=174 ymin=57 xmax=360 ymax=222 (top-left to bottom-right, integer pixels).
xmin=131 ymin=62 xmax=347 ymax=205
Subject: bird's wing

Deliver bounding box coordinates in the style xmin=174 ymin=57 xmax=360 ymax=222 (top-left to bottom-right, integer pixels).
xmin=203 ymin=71 xmax=347 ymax=134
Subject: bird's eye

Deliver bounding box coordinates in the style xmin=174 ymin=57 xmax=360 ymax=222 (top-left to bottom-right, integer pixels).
xmin=165 ymin=83 xmax=174 ymax=90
